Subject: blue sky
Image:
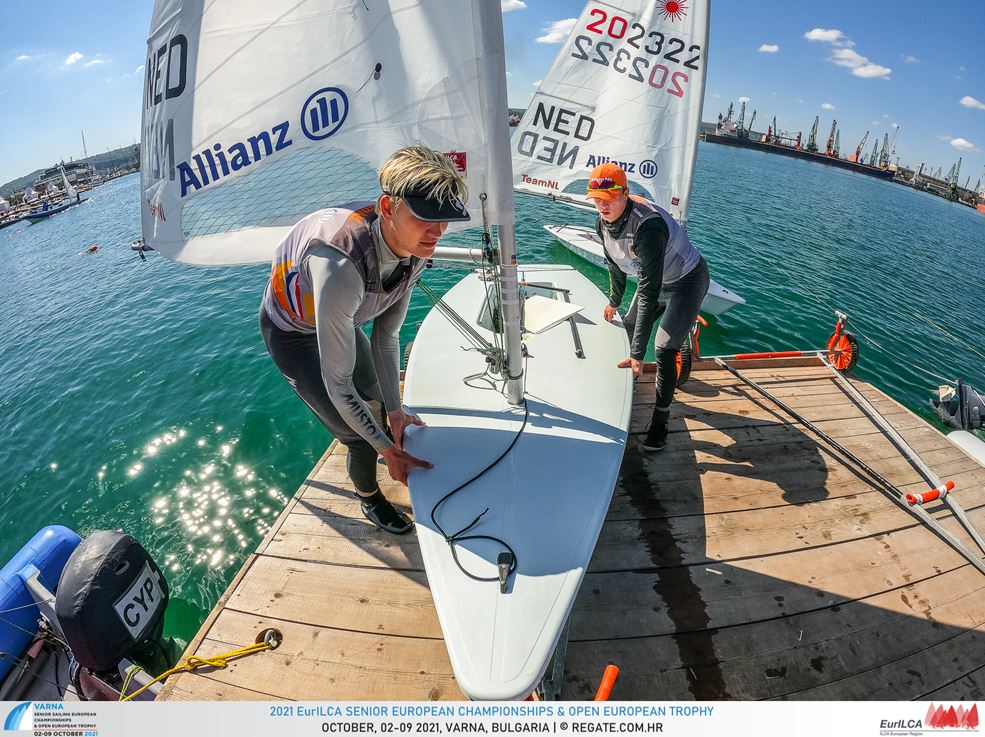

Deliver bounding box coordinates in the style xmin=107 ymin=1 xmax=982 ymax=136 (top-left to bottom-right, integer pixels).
xmin=2 ymin=1 xmax=983 ymax=186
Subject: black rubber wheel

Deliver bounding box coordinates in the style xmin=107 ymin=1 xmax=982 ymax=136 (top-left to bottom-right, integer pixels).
xmin=676 ymin=342 xmax=693 ymax=387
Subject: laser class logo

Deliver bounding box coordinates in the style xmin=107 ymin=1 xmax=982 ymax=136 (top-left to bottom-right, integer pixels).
xmin=3 ymin=702 xmax=33 ymax=731
xmin=656 ymin=0 xmax=688 ymax=22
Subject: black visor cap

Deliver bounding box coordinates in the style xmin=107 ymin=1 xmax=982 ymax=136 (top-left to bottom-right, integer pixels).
xmin=398 ymin=189 xmax=471 ymax=223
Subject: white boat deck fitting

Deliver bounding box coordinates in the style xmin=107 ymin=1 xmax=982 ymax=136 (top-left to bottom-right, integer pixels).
xmin=159 ymin=357 xmax=985 ymax=701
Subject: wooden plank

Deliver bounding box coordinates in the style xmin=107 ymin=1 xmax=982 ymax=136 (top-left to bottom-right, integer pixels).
xmin=162 ymin=676 xmax=288 ymax=701
xmin=564 ymin=565 xmax=985 ymax=700
xmin=919 ymin=664 xmax=985 ymax=701
xmin=224 ymin=555 xmax=441 ymax=639
xmin=186 ymin=610 xmax=462 ymax=701
xmin=572 ymin=524 xmax=968 ymax=639
xmin=783 ymin=623 xmax=985 ymax=701
xmin=265 ymin=508 xmax=423 ymax=570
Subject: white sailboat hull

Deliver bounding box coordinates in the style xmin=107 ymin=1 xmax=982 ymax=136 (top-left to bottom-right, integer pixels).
xmin=403 ymin=266 xmax=632 ymax=700
xmin=545 ymin=224 xmax=746 ymax=316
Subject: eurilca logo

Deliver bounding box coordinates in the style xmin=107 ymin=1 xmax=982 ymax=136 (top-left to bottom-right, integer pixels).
xmin=926 ymin=703 xmax=979 ymax=729
xmin=3 ymin=701 xmax=33 ymax=731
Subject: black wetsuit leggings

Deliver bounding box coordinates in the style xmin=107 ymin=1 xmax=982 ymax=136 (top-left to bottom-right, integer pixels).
xmin=624 ymin=256 xmax=709 ymax=426
xmin=260 ymin=307 xmax=383 ymax=495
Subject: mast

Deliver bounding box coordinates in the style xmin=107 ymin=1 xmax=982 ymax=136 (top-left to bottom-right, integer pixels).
xmin=475 ymin=2 xmax=523 ymax=405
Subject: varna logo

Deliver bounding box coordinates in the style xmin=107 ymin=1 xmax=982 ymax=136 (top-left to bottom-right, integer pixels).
xmin=3 ymin=701 xmax=33 ymax=731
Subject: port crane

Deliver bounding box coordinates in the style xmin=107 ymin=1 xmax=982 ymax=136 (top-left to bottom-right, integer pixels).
xmin=824 ymin=120 xmax=838 ymax=156
xmin=867 ymin=141 xmax=879 ymax=166
xmin=805 ymin=116 xmax=819 ymax=152
xmin=877 ymin=133 xmax=891 ymax=168
xmin=851 ymin=131 xmax=869 ymax=162
xmin=745 ymin=110 xmax=756 ymax=139
xmin=889 ymin=124 xmax=901 ymax=156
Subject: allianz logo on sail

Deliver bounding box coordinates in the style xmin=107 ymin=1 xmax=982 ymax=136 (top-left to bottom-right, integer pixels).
xmin=176 ymin=122 xmax=293 ymax=198
xmin=584 ymin=155 xmax=637 ymax=173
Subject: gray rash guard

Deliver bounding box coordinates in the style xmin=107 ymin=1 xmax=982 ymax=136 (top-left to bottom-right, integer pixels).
xmin=305 ymin=218 xmax=412 ymax=452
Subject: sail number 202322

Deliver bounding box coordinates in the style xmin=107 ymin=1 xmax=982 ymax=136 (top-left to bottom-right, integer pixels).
xmin=571 ymin=8 xmax=701 ymax=98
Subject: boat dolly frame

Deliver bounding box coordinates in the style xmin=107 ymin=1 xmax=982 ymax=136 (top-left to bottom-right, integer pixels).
xmin=693 ymin=311 xmax=985 ymax=575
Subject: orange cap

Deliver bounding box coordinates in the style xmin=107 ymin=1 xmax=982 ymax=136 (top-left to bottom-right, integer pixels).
xmin=585 ymin=162 xmax=628 ymax=200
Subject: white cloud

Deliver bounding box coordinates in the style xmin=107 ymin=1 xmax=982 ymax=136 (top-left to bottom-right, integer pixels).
xmin=738 ymin=96 xmax=750 ymax=103
xmin=852 ymin=63 xmax=892 ymax=79
xmin=960 ymin=96 xmax=985 ymax=111
xmin=902 ymin=54 xmax=920 ymax=63
xmin=758 ymin=44 xmax=779 ymax=53
xmin=821 ymin=102 xmax=835 ymax=110
xmin=135 ymin=64 xmax=144 ymax=74
xmin=0 ymin=89 xmax=7 ymax=96
xmin=872 ymin=121 xmax=880 ymax=126
xmin=536 ymin=18 xmax=576 ymax=44
xmin=805 ymin=28 xmax=890 ymax=80
xmin=83 ymin=59 xmax=106 ymax=67
xmin=950 ymin=138 xmax=975 ymax=151
xmin=16 ymin=54 xmax=33 ymax=62
xmin=935 ymin=134 xmax=952 ymax=142
xmin=891 ymin=122 xmax=900 ymax=129
xmin=829 ymin=48 xmax=891 ymax=79
xmin=804 ymin=28 xmax=846 ymax=44
xmin=63 ymin=52 xmax=84 ymax=66
xmin=795 ymin=98 xmax=805 ymax=103
xmin=501 ymin=0 xmax=526 ymax=11
xmin=532 ymin=79 xmax=542 ymax=87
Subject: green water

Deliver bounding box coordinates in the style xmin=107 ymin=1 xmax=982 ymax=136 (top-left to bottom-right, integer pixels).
xmin=2 ymin=143 xmax=983 ymax=643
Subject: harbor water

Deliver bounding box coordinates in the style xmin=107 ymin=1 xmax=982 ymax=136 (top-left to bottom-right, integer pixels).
xmin=2 ymin=142 xmax=983 ymax=643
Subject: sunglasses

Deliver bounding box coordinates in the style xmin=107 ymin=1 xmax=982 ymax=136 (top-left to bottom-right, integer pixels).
xmin=588 ymin=177 xmax=625 ymax=191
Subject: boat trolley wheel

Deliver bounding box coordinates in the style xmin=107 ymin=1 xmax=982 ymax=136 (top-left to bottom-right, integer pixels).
xmin=826 ymin=330 xmax=859 ymax=373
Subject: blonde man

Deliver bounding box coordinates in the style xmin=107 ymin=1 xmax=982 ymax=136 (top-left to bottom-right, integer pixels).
xmin=260 ymin=146 xmax=469 ymax=533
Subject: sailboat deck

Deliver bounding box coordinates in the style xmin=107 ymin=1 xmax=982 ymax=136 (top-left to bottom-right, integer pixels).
xmin=158 ymin=358 xmax=985 ymax=701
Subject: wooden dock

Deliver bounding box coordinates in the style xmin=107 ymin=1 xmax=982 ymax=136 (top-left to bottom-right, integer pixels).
xmin=159 ymin=358 xmax=985 ymax=701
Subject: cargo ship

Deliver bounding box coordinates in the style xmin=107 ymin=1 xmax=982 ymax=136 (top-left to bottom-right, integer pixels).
xmin=703 ymin=128 xmax=896 ymax=181
xmin=703 ymin=105 xmax=897 ymax=182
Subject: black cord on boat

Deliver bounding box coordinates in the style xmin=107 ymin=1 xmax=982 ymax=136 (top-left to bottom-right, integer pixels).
xmin=428 ymin=397 xmax=529 ymax=589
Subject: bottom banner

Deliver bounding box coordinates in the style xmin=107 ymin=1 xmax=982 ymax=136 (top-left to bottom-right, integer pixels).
xmin=2 ymin=700 xmax=980 ymax=737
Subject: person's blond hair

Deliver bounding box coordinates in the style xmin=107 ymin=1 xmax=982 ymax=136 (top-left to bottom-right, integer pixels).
xmin=378 ymin=146 xmax=468 ymax=210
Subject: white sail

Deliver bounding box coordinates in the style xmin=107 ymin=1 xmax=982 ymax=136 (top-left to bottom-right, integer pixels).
xmin=59 ymin=166 xmax=78 ymax=201
xmin=140 ymin=1 xmax=510 ymax=265
xmin=511 ymin=0 xmax=709 ymax=223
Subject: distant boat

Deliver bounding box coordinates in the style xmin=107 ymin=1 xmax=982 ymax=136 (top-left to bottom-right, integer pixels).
xmin=23 ymin=167 xmax=85 ymax=223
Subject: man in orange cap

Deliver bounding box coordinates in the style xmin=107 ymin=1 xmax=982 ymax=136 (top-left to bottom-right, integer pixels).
xmin=586 ymin=162 xmax=710 ymax=452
